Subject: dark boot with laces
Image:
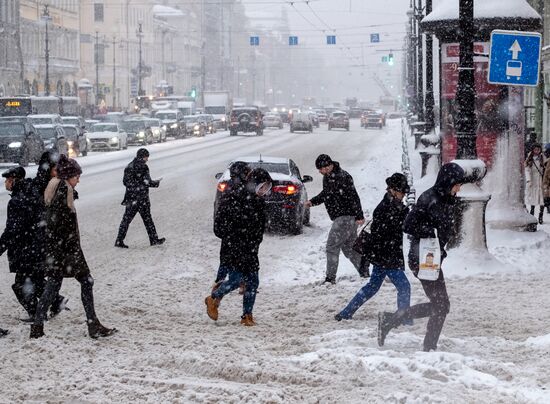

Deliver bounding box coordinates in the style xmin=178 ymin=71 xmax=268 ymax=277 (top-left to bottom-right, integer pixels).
xmin=30 ymin=324 xmax=44 ymax=339
xmin=88 ymin=319 xmax=117 ymax=339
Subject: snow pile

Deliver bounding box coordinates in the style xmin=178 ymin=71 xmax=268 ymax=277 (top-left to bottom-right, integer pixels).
xmin=424 ymin=0 xmax=540 ymax=22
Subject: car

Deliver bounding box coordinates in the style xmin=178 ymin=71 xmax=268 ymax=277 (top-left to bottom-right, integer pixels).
xmin=61 ymin=116 xmax=86 ymax=129
xmin=314 ymin=109 xmax=328 ymax=123
xmin=34 ymin=124 xmax=69 ymax=155
xmin=87 ymin=122 xmax=128 ymax=151
xmin=141 ymin=118 xmax=166 ymax=142
xmin=287 ymin=108 xmax=300 ymax=122
xmin=121 ymin=119 xmax=154 ymax=145
xmin=155 ymin=109 xmax=185 ymax=138
xmin=0 ymin=121 xmax=44 ymax=166
xmin=307 ymin=111 xmax=320 ymax=128
xmin=61 ymin=124 xmax=89 ymax=156
xmin=328 ymin=111 xmax=350 ymax=131
xmin=84 ymin=119 xmax=100 ymax=131
xmin=197 ymin=114 xmax=217 ymax=134
xmin=364 ymin=112 xmax=384 ymax=129
xmin=104 ymin=111 xmax=126 ymax=123
xmin=263 ymin=113 xmax=283 ymax=129
xmin=229 ymin=107 xmax=263 ymax=136
xmin=183 ymin=115 xmax=207 ymax=137
xmin=290 ymin=112 xmax=313 ymax=133
xmin=214 ymin=156 xmax=313 ymax=234
xmin=28 ymin=114 xmax=63 ymax=126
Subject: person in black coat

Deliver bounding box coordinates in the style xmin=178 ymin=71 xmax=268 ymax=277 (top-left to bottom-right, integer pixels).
xmin=30 ymin=155 xmax=116 ymax=339
xmin=115 ymin=148 xmax=165 ymax=248
xmin=305 ymin=154 xmax=368 ymax=284
xmin=378 ymin=162 xmax=465 ymax=352
xmin=0 ymin=166 xmax=42 ymax=320
xmin=335 ymin=173 xmax=411 ymax=321
xmin=205 ymin=168 xmax=272 ymax=326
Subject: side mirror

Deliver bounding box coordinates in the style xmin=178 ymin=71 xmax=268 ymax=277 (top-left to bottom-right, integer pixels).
xmin=302 ymin=175 xmax=313 ymax=183
xmin=215 ymin=173 xmax=223 ymax=179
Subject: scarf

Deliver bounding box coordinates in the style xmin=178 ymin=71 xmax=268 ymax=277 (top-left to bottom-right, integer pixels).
xmin=44 ymin=178 xmax=76 ymax=212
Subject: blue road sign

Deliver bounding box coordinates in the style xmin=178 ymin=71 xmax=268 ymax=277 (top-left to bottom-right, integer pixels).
xmin=370 ymin=33 xmax=380 ymax=43
xmin=289 ymin=36 xmax=298 ymax=46
xmin=327 ymin=35 xmax=336 ymax=45
xmin=250 ymin=36 xmax=259 ymax=46
xmin=488 ymin=30 xmax=542 ymax=87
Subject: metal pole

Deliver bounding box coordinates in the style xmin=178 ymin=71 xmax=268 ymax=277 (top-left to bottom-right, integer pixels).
xmin=137 ymin=23 xmax=143 ymax=97
xmin=416 ymin=0 xmax=424 ymax=122
xmin=455 ymin=0 xmax=477 ymax=159
xmin=95 ymin=31 xmax=100 ymax=105
xmin=424 ymin=0 xmax=435 ymax=134
xmin=412 ymin=8 xmax=418 ymax=115
xmin=200 ymin=0 xmax=205 ymax=107
xmin=161 ymin=30 xmax=166 ymax=81
xmin=534 ymin=0 xmax=544 ymax=140
xmin=113 ymin=37 xmax=116 ymax=110
xmin=43 ymin=5 xmax=50 ymax=96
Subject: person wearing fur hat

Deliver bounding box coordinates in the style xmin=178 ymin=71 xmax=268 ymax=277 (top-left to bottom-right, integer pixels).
xmin=205 ymin=168 xmax=272 ymax=326
xmin=378 ymin=162 xmax=465 ymax=352
xmin=305 ymin=154 xmax=368 ymax=284
xmin=335 ymin=173 xmax=411 ymax=321
xmin=30 ymin=155 xmax=116 ymax=339
xmin=115 ymin=148 xmax=165 ymax=248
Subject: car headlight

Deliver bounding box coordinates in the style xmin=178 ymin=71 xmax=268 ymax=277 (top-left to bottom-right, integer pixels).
xmin=221 ymin=116 xmax=226 ymax=122
xmin=162 ymin=125 xmax=167 ymax=130
xmin=110 ymin=137 xmax=119 ymax=143
xmin=137 ymin=131 xmax=145 ymax=138
xmin=193 ymin=124 xmax=200 ymax=130
xmin=8 ymin=142 xmax=22 ymax=148
xmin=67 ymin=141 xmax=74 ymax=146
xmin=170 ymin=123 xmax=178 ymax=129
xmin=153 ymin=129 xmax=160 ymax=135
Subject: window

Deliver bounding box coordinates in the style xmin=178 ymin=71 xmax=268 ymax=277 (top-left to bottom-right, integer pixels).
xmin=94 ymin=3 xmax=104 ymax=22
xmin=94 ymin=43 xmax=105 ymax=64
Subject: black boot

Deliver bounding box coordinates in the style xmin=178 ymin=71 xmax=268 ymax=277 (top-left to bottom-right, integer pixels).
xmin=377 ymin=312 xmax=393 ymax=347
xmin=50 ymin=296 xmax=69 ymax=319
xmin=30 ymin=324 xmax=44 ymax=339
xmin=0 ymin=328 xmax=9 ymax=338
xmin=87 ymin=319 xmax=117 ymax=339
xmin=115 ymin=240 xmax=129 ymax=248
xmin=150 ymin=237 xmax=166 ymax=246
xmin=539 ymin=208 xmax=544 ymax=225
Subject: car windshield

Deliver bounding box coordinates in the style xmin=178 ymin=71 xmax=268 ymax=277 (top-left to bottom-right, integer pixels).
xmin=184 ymin=116 xmax=199 ymax=123
xmin=156 ymin=112 xmax=177 ymax=121
xmin=245 ymin=162 xmax=290 ymax=175
xmin=91 ymin=123 xmax=118 ymax=132
xmin=122 ymin=121 xmax=147 ymax=132
xmin=62 ymin=118 xmax=79 ymax=125
xmin=143 ymin=120 xmax=160 ymax=127
xmin=29 ymin=117 xmax=53 ymax=125
xmin=0 ymin=123 xmax=25 ymax=137
xmin=63 ymin=127 xmax=77 ymax=136
xmin=332 ymin=113 xmax=346 ymax=118
xmin=36 ymin=127 xmax=57 ymax=140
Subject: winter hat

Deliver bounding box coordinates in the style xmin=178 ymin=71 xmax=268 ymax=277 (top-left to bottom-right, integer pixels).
xmin=229 ymin=161 xmax=251 ymax=181
xmin=531 ymin=143 xmax=542 ymax=151
xmin=315 ymin=154 xmax=333 ymax=169
xmin=2 ymin=166 xmax=26 ymax=180
xmin=38 ymin=150 xmax=60 ymax=173
xmin=57 ymin=154 xmax=82 ymax=180
xmin=247 ymin=168 xmax=272 ymax=185
xmin=386 ymin=173 xmax=410 ymax=193
xmin=434 ymin=162 xmax=465 ymax=194
xmin=137 ymin=148 xmax=150 ymax=159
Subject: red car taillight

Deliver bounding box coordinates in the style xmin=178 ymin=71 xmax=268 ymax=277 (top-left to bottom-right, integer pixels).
xmin=273 ymin=184 xmax=299 ymax=195
xmin=217 ymin=182 xmax=228 ymax=192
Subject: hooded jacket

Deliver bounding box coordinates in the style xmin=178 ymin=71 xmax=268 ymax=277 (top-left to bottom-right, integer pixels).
xmin=309 ymin=161 xmax=364 ymax=221
xmin=122 ymin=157 xmax=160 ymax=205
xmin=403 ymin=163 xmax=464 ymax=267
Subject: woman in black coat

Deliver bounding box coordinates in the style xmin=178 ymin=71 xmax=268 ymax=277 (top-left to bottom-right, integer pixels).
xmin=30 ymin=155 xmax=116 ymax=339
xmin=335 ymin=173 xmax=410 ymax=321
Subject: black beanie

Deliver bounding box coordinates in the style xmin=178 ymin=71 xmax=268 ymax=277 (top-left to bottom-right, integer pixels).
xmin=247 ymin=168 xmax=272 ymax=185
xmin=385 ymin=173 xmax=410 ymax=193
xmin=315 ymin=154 xmax=333 ymax=169
xmin=137 ymin=148 xmax=150 ymax=159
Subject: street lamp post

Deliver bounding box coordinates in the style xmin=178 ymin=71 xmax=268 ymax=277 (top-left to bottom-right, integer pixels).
xmin=42 ymin=5 xmax=51 ymax=96
xmin=112 ymin=37 xmax=117 ymax=110
xmin=137 ymin=22 xmax=143 ymax=96
xmin=424 ymin=0 xmax=435 ymax=134
xmin=415 ymin=0 xmax=424 ymax=122
xmin=95 ymin=31 xmax=100 ymax=105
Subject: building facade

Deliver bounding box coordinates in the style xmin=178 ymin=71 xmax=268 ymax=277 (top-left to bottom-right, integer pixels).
xmin=0 ymin=0 xmax=22 ymax=97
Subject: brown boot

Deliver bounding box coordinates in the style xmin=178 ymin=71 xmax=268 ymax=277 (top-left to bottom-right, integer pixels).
xmin=240 ymin=314 xmax=256 ymax=326
xmin=30 ymin=324 xmax=44 ymax=339
xmin=205 ymin=296 xmax=220 ymax=321
xmin=87 ymin=319 xmax=117 ymax=339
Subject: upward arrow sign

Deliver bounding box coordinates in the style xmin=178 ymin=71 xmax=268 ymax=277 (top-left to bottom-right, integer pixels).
xmin=509 ymin=40 xmax=522 ymax=60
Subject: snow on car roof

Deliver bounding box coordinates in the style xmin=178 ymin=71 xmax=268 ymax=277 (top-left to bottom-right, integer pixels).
xmin=233 ymin=156 xmax=289 ymax=164
xmin=28 ymin=114 xmax=60 ymax=118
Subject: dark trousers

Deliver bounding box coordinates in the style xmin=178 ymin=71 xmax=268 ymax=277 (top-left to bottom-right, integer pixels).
xmin=12 ymin=272 xmax=44 ymax=317
xmin=389 ymin=261 xmax=450 ymax=351
xmin=34 ymin=274 xmax=97 ymax=326
xmin=116 ymin=200 xmax=158 ymax=243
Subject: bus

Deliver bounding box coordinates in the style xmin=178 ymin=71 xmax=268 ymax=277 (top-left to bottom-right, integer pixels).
xmin=0 ymin=96 xmax=65 ymax=117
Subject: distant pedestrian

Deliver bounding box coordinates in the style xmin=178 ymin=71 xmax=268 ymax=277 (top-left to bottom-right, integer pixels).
xmin=335 ymin=173 xmax=410 ymax=321
xmin=115 ymin=148 xmax=165 ymax=248
xmin=525 ymin=143 xmax=546 ymax=224
xmin=378 ymin=163 xmax=465 ymax=352
xmin=205 ymin=168 xmax=272 ymax=326
xmin=305 ymin=154 xmax=368 ymax=284
xmin=543 ymin=144 xmax=550 ymax=214
xmin=30 ymin=155 xmax=116 ymax=339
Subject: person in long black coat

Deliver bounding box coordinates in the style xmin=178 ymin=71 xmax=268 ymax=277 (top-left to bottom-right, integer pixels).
xmin=335 ymin=173 xmax=411 ymax=321
xmin=115 ymin=148 xmax=164 ymax=248
xmin=205 ymin=168 xmax=272 ymax=326
xmin=0 ymin=166 xmax=41 ymax=319
xmin=30 ymin=155 xmax=116 ymax=339
xmin=378 ymin=162 xmax=465 ymax=352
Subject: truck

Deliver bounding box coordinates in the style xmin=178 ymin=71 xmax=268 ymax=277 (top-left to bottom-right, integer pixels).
xmin=204 ymin=91 xmax=231 ymax=130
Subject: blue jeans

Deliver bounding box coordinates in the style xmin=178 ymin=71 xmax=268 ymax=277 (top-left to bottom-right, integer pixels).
xmin=211 ymin=269 xmax=259 ymax=316
xmin=215 ymin=265 xmax=230 ymax=283
xmin=338 ymin=266 xmax=411 ymax=320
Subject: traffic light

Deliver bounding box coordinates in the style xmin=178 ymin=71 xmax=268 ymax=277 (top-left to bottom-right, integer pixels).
xmin=388 ymin=53 xmax=394 ymax=66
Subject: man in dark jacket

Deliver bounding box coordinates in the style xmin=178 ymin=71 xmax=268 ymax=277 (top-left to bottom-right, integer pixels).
xmin=115 ymin=148 xmax=165 ymax=248
xmin=378 ymin=162 xmax=465 ymax=352
xmin=0 ymin=166 xmax=44 ymax=320
xmin=335 ymin=173 xmax=411 ymax=320
xmin=205 ymin=168 xmax=272 ymax=326
xmin=305 ymin=154 xmax=368 ymax=284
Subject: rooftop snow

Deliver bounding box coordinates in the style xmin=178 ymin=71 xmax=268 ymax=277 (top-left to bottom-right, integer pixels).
xmin=152 ymin=5 xmax=185 ymax=18
xmin=423 ymin=0 xmax=540 ymax=22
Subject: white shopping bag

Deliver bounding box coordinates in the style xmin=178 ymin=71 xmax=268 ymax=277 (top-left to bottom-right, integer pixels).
xmin=417 ymin=237 xmax=441 ymax=281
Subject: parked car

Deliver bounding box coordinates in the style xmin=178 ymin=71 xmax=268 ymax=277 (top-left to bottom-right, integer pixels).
xmin=141 ymin=118 xmax=166 ymax=142
xmin=308 ymin=111 xmax=320 ymax=128
xmin=28 ymin=114 xmax=63 ymax=126
xmin=263 ymin=113 xmax=284 ymax=129
xmin=155 ymin=109 xmax=185 ymax=138
xmin=314 ymin=109 xmax=328 ymax=123
xmin=62 ymin=124 xmax=89 ymax=156
xmin=364 ymin=112 xmax=384 ymax=129
xmin=0 ymin=121 xmax=44 ymax=166
xmin=290 ymin=112 xmax=313 ymax=133
xmin=328 ymin=111 xmax=350 ymax=131
xmin=34 ymin=124 xmax=69 ymax=155
xmin=197 ymin=114 xmax=217 ymax=134
xmin=61 ymin=116 xmax=86 ymax=129
xmin=183 ymin=115 xmax=207 ymax=137
xmin=214 ymin=156 xmax=313 ymax=234
xmin=87 ymin=122 xmax=128 ymax=151
xmin=229 ymin=107 xmax=263 ymax=136
xmin=121 ymin=119 xmax=154 ymax=145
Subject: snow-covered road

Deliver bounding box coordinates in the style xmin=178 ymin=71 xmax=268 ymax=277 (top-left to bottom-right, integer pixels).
xmin=0 ymin=120 xmax=549 ymax=403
